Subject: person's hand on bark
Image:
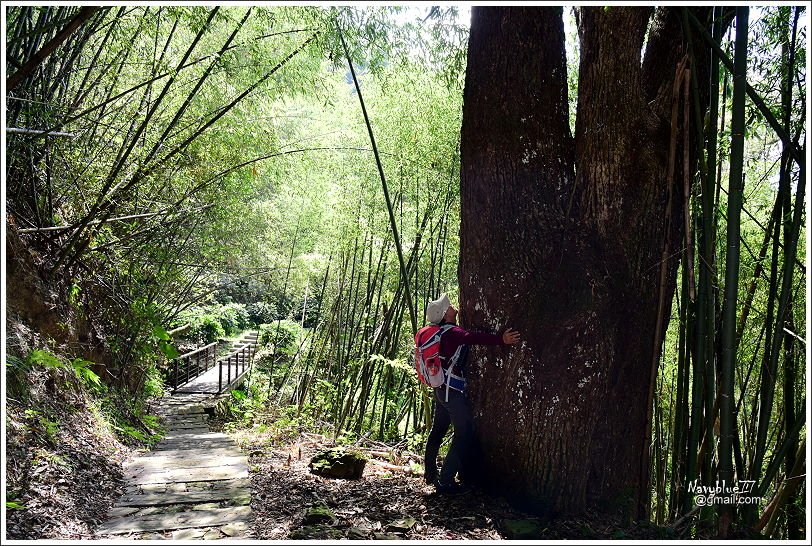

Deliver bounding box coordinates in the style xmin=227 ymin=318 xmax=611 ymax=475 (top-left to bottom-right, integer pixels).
xmin=502 ymin=328 xmax=521 ymax=345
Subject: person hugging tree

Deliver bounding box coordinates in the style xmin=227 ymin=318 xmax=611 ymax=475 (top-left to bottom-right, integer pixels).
xmin=420 ymin=293 xmax=520 ymax=493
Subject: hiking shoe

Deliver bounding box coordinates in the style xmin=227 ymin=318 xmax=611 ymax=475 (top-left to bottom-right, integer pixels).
xmin=434 ymin=481 xmax=470 ymax=495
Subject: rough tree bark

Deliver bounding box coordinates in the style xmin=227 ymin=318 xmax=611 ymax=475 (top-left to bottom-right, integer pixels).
xmin=459 ymin=6 xmax=715 ymax=518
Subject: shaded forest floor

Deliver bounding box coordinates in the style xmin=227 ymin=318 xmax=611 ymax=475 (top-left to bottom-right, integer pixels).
xmin=5 ymin=391 xmax=744 ymax=541
xmin=223 ymin=424 xmax=677 ymax=541
xmin=4 ymin=383 xmax=131 ymax=540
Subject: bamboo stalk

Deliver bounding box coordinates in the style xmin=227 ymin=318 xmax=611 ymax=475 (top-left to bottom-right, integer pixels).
xmin=55 ymin=29 xmax=319 ymax=274
xmin=686 ymin=10 xmax=804 ymax=168
xmin=759 ymin=439 xmax=805 ymax=537
xmin=670 ymin=268 xmax=691 ymax=518
xmin=647 ymin=56 xmax=685 ymax=519
xmin=717 ymin=9 xmax=748 ymax=536
xmin=336 ymin=21 xmax=417 ymax=336
xmin=50 ymin=8 xmax=216 ymax=272
xmin=7 ymin=7 xmax=103 ymax=91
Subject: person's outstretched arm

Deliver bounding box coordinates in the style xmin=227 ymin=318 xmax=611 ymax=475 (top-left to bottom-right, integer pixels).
xmin=447 ymin=326 xmax=521 ymax=346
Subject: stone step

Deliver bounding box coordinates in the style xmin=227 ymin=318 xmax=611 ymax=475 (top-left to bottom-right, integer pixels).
xmin=153 ymin=441 xmax=237 ymax=452
xmin=164 ymin=423 xmax=210 ymax=431
xmin=158 ymin=393 xmax=212 ymax=400
xmin=163 ymin=425 xmax=210 ymax=433
xmin=165 ymin=427 xmax=209 ymax=439
xmin=161 ymin=414 xmax=208 ymax=422
xmin=125 ymin=477 xmax=249 ymax=496
xmin=138 ymin=447 xmax=239 ymax=460
xmin=115 ymin=482 xmax=251 ymax=508
xmin=158 ymin=406 xmax=208 ymax=415
xmin=160 ymin=431 xmax=228 ymax=441
xmin=156 ymin=393 xmax=213 ymax=401
xmin=162 ymin=414 xmax=209 ymax=422
xmin=97 ymin=505 xmax=251 ymax=534
xmin=125 ymin=455 xmax=246 ymax=475
xmin=98 ymin=391 xmax=251 ymax=538
xmin=161 ymin=409 xmax=209 ymax=416
xmin=128 ymin=464 xmax=248 ymax=485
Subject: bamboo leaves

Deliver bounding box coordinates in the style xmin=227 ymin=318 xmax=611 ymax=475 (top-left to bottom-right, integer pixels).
xmin=336 ymin=19 xmax=418 ymax=337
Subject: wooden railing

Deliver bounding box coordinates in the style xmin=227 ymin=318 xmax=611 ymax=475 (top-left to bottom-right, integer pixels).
xmin=217 ymin=342 xmax=256 ymax=393
xmin=166 ymin=341 xmax=217 ymax=392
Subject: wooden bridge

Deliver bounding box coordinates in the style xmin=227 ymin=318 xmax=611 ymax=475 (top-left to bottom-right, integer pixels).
xmin=167 ymin=330 xmax=258 ymax=394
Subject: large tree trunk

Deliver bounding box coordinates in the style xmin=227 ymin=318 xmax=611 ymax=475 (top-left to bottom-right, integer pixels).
xmin=459 ymin=6 xmax=713 ymax=518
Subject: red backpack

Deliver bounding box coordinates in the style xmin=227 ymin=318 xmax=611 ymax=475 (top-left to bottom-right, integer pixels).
xmin=414 ymin=324 xmax=453 ymax=388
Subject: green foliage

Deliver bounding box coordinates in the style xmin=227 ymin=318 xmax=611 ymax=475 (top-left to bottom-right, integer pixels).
xmin=71 ymin=358 xmax=102 ymax=389
xmin=178 ymin=303 xmax=257 ymax=341
xmin=221 ymin=303 xmax=251 ymax=331
xmin=158 ymin=340 xmax=180 ymax=359
xmin=291 ymin=292 xmax=322 ymax=328
xmin=225 ymin=388 xmax=265 ymax=424
xmin=252 ymin=348 xmax=276 ymax=372
xmin=24 ymin=409 xmax=60 ymax=444
xmin=258 ymin=320 xmax=303 ymax=354
xmin=369 ymin=353 xmax=412 ymax=374
xmin=143 ymin=365 xmax=166 ymax=398
xmin=27 ymin=350 xmax=65 ymax=370
xmin=190 ymin=314 xmax=226 ymax=343
xmin=152 ymin=326 xmax=171 ymax=341
xmin=215 ymin=307 xmax=239 ymax=336
xmin=232 ymin=389 xmax=247 ymax=401
xmin=141 ymin=413 xmax=162 ymax=431
xmin=98 ymin=396 xmax=163 ymax=447
xmin=67 ymin=282 xmax=82 ymax=309
xmin=246 ymin=301 xmax=277 ymax=325
xmin=111 ymin=423 xmax=148 ymax=443
xmin=25 ymin=350 xmax=103 ymax=390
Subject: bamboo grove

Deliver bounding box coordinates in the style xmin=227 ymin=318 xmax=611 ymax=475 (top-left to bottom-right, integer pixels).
xmin=3 ymin=4 xmax=807 ymax=537
xmin=648 ymin=7 xmax=807 ymax=538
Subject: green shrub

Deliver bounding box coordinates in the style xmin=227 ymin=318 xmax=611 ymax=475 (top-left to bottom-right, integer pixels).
xmin=190 ymin=314 xmax=225 ymax=343
xmin=251 ymin=348 xmax=287 ymax=390
xmin=252 ymin=348 xmax=276 ymax=372
xmin=178 ymin=304 xmax=254 ymax=342
xmin=224 ymin=303 xmax=251 ymax=330
xmin=215 ymin=305 xmax=240 ymax=336
xmin=143 ymin=364 xmax=165 ymax=398
xmin=25 ymin=350 xmax=102 ymax=391
xmin=258 ymin=320 xmax=302 ymax=354
xmin=247 ymin=301 xmax=276 ymax=325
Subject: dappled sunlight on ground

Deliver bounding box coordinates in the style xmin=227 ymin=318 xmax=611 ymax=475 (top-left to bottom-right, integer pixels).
xmin=236 ymin=430 xmax=676 ymax=540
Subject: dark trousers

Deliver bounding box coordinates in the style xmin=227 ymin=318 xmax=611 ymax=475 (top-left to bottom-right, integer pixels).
xmin=424 ymin=387 xmax=473 ymax=485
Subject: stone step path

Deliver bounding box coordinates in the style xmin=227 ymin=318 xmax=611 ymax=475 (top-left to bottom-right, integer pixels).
xmin=96 ymin=394 xmax=252 ymax=539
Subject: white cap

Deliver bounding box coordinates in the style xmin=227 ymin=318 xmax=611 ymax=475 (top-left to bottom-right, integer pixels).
xmin=426 ymin=293 xmax=450 ymax=324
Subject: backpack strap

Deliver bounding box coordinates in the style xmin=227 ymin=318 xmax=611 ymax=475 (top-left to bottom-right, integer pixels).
xmin=419 ymin=324 xmax=460 ymax=402
xmin=445 ymin=344 xmax=464 ymax=369
xmin=417 ymin=324 xmax=453 ymax=350
xmin=442 ymin=340 xmax=467 ymax=402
